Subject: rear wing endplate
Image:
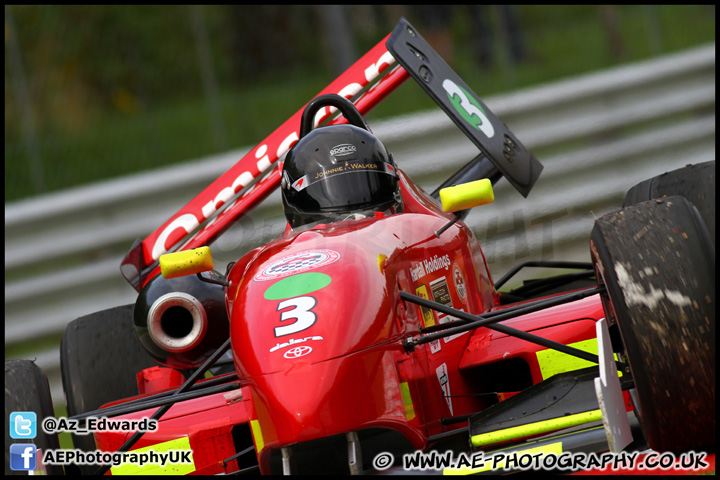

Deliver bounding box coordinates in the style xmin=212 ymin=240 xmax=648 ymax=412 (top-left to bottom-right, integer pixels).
xmin=387 ymin=18 xmax=543 ymax=197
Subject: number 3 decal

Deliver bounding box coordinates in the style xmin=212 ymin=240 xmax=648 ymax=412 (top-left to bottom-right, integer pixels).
xmin=443 ymin=79 xmax=495 ymax=139
xmin=275 ymin=296 xmax=317 ymax=337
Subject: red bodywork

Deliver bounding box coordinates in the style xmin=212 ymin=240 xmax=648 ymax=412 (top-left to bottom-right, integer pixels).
xmin=225 ymin=171 xmax=605 ymax=473
xmin=98 ymin=168 xmax=605 ymax=474
xmin=99 ymin=19 xmax=628 ymax=475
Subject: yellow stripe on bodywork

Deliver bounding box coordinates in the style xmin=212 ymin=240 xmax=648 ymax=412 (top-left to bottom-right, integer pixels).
xmin=250 ymin=420 xmax=264 ymax=452
xmin=536 ymin=338 xmax=615 ymax=380
xmin=400 ymin=381 xmax=416 ymax=421
xmin=110 ymin=436 xmax=195 ymax=475
xmin=471 ymin=409 xmax=602 ymax=448
xmin=444 ymin=442 xmax=563 ymax=475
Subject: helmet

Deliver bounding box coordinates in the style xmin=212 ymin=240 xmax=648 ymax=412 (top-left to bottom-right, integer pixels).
xmin=281 ymin=94 xmax=401 ymax=229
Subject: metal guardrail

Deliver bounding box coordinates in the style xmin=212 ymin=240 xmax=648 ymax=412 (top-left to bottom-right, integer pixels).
xmin=5 ymin=44 xmax=715 ymax=405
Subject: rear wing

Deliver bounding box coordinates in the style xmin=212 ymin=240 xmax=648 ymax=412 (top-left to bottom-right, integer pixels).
xmin=387 ymin=19 xmax=542 ymax=197
xmin=121 ymin=18 xmax=542 ymax=291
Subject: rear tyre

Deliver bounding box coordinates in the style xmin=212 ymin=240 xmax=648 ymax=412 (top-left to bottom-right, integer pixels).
xmin=61 ymin=304 xmax=161 ymax=468
xmin=5 ymin=359 xmax=64 ymax=475
xmin=590 ymin=196 xmax=715 ymax=453
xmin=623 ymin=160 xmax=714 ymax=244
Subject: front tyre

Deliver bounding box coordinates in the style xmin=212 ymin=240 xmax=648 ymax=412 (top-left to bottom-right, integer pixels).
xmin=60 ymin=304 xmax=161 ymax=472
xmin=590 ymin=196 xmax=715 ymax=453
xmin=5 ymin=360 xmax=64 ymax=475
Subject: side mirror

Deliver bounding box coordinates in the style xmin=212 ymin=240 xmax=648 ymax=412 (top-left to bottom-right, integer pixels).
xmin=439 ymin=178 xmax=494 ymax=213
xmin=159 ymin=246 xmax=214 ymax=279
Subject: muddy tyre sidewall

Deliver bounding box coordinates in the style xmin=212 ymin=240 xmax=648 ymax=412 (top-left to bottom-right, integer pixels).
xmin=590 ymin=196 xmax=715 ymax=453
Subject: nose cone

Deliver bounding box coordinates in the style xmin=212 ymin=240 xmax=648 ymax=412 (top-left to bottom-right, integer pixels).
xmin=230 ymin=226 xmax=402 ymax=380
xmin=248 ymin=348 xmax=408 ymax=448
xmin=228 ymin=219 xmax=419 ymax=460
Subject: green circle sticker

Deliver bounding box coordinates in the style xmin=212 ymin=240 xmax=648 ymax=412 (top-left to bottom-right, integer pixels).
xmin=263 ymin=272 xmax=332 ymax=300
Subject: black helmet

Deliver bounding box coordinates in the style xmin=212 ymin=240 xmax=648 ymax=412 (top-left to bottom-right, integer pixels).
xmin=281 ymin=94 xmax=401 ymax=229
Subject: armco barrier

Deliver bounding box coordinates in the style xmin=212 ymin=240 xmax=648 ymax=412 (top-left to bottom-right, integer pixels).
xmin=5 ymin=44 xmax=715 ymax=404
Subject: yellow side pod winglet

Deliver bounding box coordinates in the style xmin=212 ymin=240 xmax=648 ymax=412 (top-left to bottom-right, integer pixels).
xmin=439 ymin=179 xmax=494 ymax=213
xmin=159 ymin=246 xmax=214 ymax=279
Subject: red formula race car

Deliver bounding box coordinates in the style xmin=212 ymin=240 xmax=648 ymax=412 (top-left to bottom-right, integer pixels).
xmin=5 ymin=18 xmax=715 ymax=475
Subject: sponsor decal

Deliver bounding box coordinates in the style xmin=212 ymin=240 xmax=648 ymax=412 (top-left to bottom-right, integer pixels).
xmin=416 ymin=284 xmax=442 ymax=353
xmin=410 ymin=254 xmax=451 ymax=281
xmin=415 ymin=285 xmax=435 ymax=328
xmin=292 ymin=176 xmax=309 ymax=192
xmin=419 ymin=281 xmax=445 ymax=355
xmin=452 ymin=263 xmax=467 ymax=304
xmin=270 ymin=335 xmax=324 ymax=353
xmin=436 ymin=363 xmax=453 ymax=415
xmin=429 ymin=276 xmax=452 ymax=306
xmin=254 ymin=250 xmax=340 ymax=281
xmin=410 ymin=262 xmax=426 ymax=282
xmin=291 ymin=161 xmax=394 ymax=192
xmin=330 ymin=144 xmax=357 ymax=157
xmin=429 ymin=276 xmax=466 ymax=343
xmin=284 ymin=345 xmax=313 ymax=358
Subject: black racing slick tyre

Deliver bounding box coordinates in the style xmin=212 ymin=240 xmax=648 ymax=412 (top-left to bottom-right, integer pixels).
xmin=623 ymin=160 xmax=715 ymax=245
xmin=60 ymin=304 xmax=161 ymax=467
xmin=5 ymin=359 xmax=64 ymax=475
xmin=590 ymin=196 xmax=715 ymax=453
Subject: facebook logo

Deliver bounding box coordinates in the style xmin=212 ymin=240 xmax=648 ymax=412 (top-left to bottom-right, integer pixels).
xmin=10 ymin=411 xmax=37 ymax=439
xmin=10 ymin=443 xmax=37 ymax=471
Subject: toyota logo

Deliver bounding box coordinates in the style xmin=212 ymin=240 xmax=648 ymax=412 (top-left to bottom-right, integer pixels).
xmin=284 ymin=346 xmax=312 ymax=358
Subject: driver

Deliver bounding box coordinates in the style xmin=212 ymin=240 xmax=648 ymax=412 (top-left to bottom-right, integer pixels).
xmin=281 ymin=122 xmax=403 ymax=230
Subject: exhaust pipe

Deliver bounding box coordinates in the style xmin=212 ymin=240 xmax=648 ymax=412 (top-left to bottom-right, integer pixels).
xmin=147 ymin=292 xmax=207 ymax=353
xmin=134 ymin=272 xmax=229 ymax=370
